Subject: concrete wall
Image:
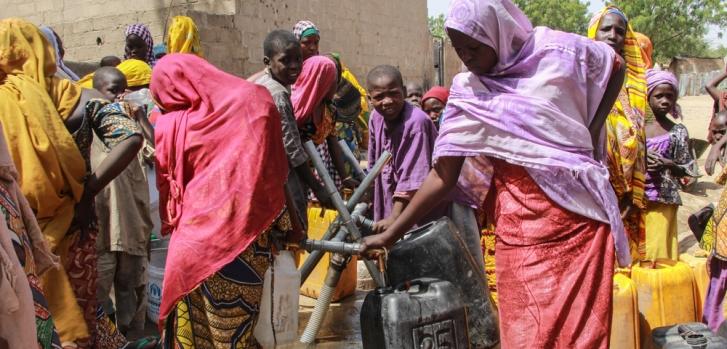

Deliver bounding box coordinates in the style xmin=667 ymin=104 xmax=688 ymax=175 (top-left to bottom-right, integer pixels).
xmin=1 ymin=0 xmax=433 ymax=85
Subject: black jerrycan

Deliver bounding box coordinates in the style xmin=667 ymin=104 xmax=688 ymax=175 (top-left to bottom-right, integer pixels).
xmin=386 ymin=217 xmax=500 ymax=348
xmin=360 ymin=278 xmax=468 ymax=349
xmin=653 ymin=322 xmax=727 ymax=348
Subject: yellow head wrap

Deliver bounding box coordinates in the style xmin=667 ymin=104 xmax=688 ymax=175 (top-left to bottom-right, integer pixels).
xmin=588 ymin=7 xmax=647 ymax=115
xmin=116 ymin=58 xmax=152 ymax=87
xmin=0 ymin=18 xmax=85 ymax=243
xmin=78 ymin=72 xmax=94 ymax=89
xmin=166 ymin=16 xmax=203 ymax=57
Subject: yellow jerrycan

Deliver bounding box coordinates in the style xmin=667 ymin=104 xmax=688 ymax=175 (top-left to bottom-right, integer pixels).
xmin=610 ymin=269 xmax=640 ymax=349
xmin=679 ymin=253 xmax=710 ymax=320
xmin=680 ymin=252 xmax=727 ymax=321
xmin=632 ymin=260 xmax=698 ymax=349
xmin=299 ymin=206 xmax=357 ymax=301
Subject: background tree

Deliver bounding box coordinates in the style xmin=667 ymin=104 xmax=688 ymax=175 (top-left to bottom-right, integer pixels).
xmin=609 ymin=0 xmax=727 ymax=62
xmin=429 ymin=1 xmax=589 ymax=39
xmin=428 ymin=14 xmax=446 ymax=39
xmin=513 ymin=0 xmax=589 ymax=34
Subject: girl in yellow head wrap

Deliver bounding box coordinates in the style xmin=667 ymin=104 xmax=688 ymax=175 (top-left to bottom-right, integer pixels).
xmin=79 ymin=59 xmax=151 ymax=90
xmin=589 ymin=6 xmax=649 ymax=261
xmin=116 ymin=59 xmax=152 ymax=88
xmin=166 ymin=16 xmax=203 ymax=56
xmin=0 ymin=18 xmax=148 ymax=348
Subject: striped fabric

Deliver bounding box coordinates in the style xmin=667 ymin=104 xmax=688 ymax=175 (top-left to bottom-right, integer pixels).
xmin=292 ymin=20 xmax=318 ymax=40
xmin=588 ymin=6 xmax=648 ymax=260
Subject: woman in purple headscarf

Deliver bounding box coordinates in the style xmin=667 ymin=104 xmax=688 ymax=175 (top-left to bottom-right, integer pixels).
xmin=643 ymin=69 xmax=695 ymax=261
xmin=362 ymin=0 xmax=628 ymax=347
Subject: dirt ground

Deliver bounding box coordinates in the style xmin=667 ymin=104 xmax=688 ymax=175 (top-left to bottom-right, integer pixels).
xmin=675 ymin=95 xmax=721 ymax=255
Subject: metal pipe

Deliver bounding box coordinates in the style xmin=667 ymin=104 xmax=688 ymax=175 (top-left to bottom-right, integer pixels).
xmin=352 ymin=214 xmax=374 ymax=235
xmin=299 ymin=148 xmax=391 ymax=283
xmin=301 ymin=141 xmax=384 ymax=286
xmin=299 ymin=203 xmax=367 ymax=282
xmin=338 ymin=139 xmax=366 ymax=181
xmin=301 ymin=239 xmax=363 ymax=255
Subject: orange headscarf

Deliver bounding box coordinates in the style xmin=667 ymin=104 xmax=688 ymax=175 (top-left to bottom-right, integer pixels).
xmin=634 ymin=32 xmax=653 ymax=68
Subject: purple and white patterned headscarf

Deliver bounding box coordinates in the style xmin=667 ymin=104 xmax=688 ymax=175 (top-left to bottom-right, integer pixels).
xmin=438 ymin=0 xmax=631 ymax=266
xmin=125 ymin=23 xmax=155 ymax=66
xmin=646 ymin=69 xmax=682 ymax=119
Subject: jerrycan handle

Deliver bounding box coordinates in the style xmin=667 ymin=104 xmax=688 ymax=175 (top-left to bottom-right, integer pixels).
xmin=377 ymin=248 xmax=389 ymax=287
xmin=395 ymin=279 xmax=429 ymax=294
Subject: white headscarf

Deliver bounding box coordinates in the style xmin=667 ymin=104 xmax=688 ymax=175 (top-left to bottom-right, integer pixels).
xmin=39 ymin=25 xmax=79 ymax=81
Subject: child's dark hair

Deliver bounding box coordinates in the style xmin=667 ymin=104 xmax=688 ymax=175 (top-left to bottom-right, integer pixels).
xmin=92 ymin=67 xmax=125 ymax=89
xmin=263 ymin=30 xmax=298 ymax=58
xmin=367 ymin=65 xmax=404 ymax=89
xmin=99 ymin=56 xmax=121 ymax=67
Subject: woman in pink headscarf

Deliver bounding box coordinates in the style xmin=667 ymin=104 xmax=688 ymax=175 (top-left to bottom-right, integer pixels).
xmin=362 ymin=0 xmax=628 ymax=347
xmin=151 ymin=54 xmax=292 ymax=348
xmin=292 ymin=55 xmax=355 ymax=190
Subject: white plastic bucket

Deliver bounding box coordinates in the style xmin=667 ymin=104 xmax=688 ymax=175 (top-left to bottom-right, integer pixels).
xmin=147 ymin=166 xmax=161 ymax=237
xmin=146 ymin=264 xmax=164 ymax=323
xmin=147 ymin=239 xmax=168 ymax=323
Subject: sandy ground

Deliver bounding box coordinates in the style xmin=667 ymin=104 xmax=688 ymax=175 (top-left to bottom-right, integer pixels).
xmin=675 ymin=95 xmax=721 ymax=255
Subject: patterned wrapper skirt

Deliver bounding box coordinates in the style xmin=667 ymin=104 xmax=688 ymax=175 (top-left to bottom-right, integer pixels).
xmin=163 ymin=212 xmax=292 ymax=349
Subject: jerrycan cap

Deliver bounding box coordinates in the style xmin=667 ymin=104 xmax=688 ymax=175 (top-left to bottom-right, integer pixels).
xmin=374 ymin=286 xmax=394 ymax=295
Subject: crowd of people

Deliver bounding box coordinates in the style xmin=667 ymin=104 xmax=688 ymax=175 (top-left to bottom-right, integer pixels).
xmin=1 ymin=0 xmax=727 ymax=348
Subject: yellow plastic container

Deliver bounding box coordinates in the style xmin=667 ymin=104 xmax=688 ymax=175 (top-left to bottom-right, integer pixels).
xmin=610 ymin=270 xmax=640 ymax=349
xmin=679 ymin=253 xmax=709 ymax=320
xmin=299 ymin=207 xmax=357 ymax=302
xmin=679 ymin=252 xmax=727 ymax=321
xmin=632 ymin=260 xmax=698 ymax=349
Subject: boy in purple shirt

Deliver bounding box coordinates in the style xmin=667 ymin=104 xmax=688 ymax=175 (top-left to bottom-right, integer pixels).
xmin=367 ymin=65 xmax=445 ymax=234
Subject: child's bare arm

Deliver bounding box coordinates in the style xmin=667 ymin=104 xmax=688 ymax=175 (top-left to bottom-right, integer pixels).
xmin=295 ymin=163 xmax=332 ymax=207
xmin=706 ymin=136 xmax=727 ymax=175
xmin=371 ymin=198 xmax=408 ymax=235
xmin=134 ymin=106 xmax=154 ymax=146
xmin=362 ymin=156 xmax=464 ymax=251
xmin=326 ymin=135 xmax=357 ymax=188
xmin=706 ymin=70 xmax=727 ymax=103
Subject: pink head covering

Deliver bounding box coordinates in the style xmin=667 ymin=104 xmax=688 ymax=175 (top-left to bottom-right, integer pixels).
xmin=444 ymin=0 xmax=533 ymax=73
xmin=646 ymin=69 xmax=682 ymax=119
xmin=422 ymin=86 xmax=450 ymax=104
xmin=291 ymin=55 xmax=338 ymax=126
xmin=438 ymin=0 xmax=630 ymax=267
xmin=151 ymin=54 xmax=288 ymax=324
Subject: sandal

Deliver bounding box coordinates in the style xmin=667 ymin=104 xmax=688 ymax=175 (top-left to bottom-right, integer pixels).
xmin=125 ymin=336 xmax=160 ymax=349
xmin=688 ymin=204 xmax=714 ymax=241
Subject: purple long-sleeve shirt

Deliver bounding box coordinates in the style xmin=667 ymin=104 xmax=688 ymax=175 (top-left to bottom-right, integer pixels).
xmin=368 ymin=103 xmax=447 ymax=224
